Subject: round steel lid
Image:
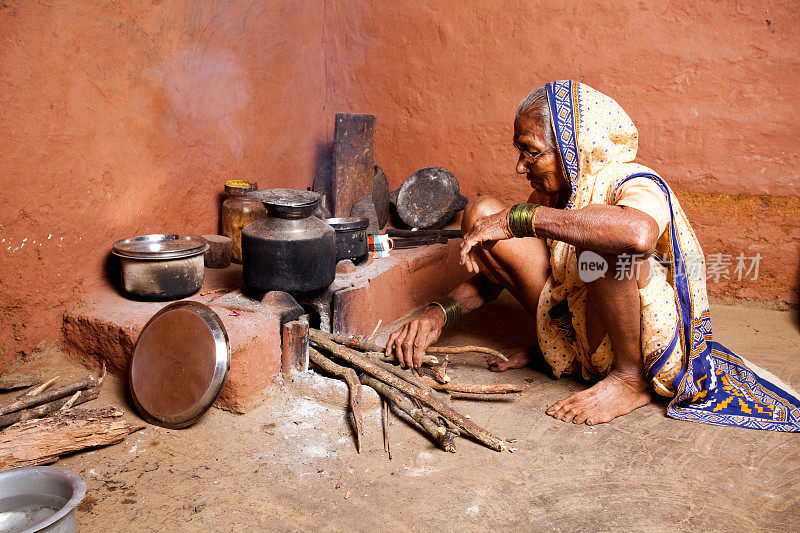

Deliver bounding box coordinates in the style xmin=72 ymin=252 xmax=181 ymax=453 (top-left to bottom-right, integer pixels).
xmin=113 ymin=234 xmax=208 ymax=260
xmin=248 ymin=189 xmax=320 ymax=218
xmin=129 ymin=302 xmax=230 ymax=428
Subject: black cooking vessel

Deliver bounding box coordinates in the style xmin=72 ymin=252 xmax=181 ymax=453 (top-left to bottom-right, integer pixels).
xmin=242 ymin=189 xmax=336 ymax=293
xmin=325 ymin=217 xmax=369 ymax=262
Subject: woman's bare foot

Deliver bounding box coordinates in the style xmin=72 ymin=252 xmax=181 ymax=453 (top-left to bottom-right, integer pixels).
xmin=545 ymin=371 xmax=652 ymax=425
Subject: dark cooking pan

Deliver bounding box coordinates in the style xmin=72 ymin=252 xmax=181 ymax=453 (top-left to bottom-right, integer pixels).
xmin=325 ymin=217 xmax=369 ymax=262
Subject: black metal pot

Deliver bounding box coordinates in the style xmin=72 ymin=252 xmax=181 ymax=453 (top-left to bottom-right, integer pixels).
xmin=242 ymin=189 xmax=336 ymax=293
xmin=325 ymin=217 xmax=369 ymax=262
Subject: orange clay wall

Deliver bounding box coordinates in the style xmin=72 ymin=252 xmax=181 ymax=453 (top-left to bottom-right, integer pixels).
xmin=1 ymin=1 xmax=797 ymax=365
xmin=0 ymin=1 xmax=327 ymax=364
xmin=323 ymin=0 xmax=799 ymax=304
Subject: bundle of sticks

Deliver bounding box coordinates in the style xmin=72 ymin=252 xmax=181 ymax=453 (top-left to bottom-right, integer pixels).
xmin=0 ymin=368 xmax=106 ymax=430
xmin=308 ymin=329 xmax=523 ymax=454
xmin=0 ymin=366 xmax=144 ymax=470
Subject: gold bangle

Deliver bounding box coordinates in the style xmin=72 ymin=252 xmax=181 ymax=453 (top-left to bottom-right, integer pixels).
xmin=427 ymin=296 xmax=461 ymax=327
xmin=507 ymin=203 xmax=540 ymax=238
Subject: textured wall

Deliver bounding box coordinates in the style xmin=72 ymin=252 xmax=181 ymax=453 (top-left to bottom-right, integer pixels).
xmin=2 ymin=0 xmax=798 ymax=364
xmin=0 ymin=1 xmax=326 ymax=364
xmin=322 ymin=0 xmax=799 ymax=304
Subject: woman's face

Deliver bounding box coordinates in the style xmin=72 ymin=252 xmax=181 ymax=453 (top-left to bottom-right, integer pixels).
xmin=513 ymin=114 xmax=570 ymax=197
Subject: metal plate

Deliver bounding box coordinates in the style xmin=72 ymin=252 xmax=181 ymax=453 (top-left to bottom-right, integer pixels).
xmin=129 ymin=302 xmax=230 ymax=429
xmin=113 ymin=234 xmax=208 ymax=260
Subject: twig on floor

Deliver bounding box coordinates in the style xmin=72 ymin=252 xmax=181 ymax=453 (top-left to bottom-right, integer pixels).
xmin=20 ymin=376 xmax=60 ymax=398
xmin=308 ymin=348 xmax=364 ymax=454
xmin=367 ymin=319 xmax=383 ymax=344
xmin=426 ymin=345 xmax=509 ymax=362
xmin=382 ymin=398 xmax=392 ymax=460
xmin=418 ymin=377 xmax=523 ymax=394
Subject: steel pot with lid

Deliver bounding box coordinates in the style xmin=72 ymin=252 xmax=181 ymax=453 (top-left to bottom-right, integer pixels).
xmin=112 ymin=234 xmax=208 ymax=300
xmin=241 ymin=189 xmax=336 ymax=293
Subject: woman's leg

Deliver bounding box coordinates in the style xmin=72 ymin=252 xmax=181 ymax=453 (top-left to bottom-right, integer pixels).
xmin=461 ymin=197 xmax=551 ymax=370
xmin=547 ymin=251 xmax=652 ymax=425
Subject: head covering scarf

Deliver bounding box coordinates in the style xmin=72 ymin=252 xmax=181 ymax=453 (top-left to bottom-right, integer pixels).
xmin=537 ymin=80 xmax=800 ymax=431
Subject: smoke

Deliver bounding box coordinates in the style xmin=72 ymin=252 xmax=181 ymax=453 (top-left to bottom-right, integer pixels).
xmin=157 ymin=46 xmax=251 ymax=160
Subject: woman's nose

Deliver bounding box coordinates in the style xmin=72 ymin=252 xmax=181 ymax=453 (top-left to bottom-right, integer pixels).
xmin=516 ymin=154 xmax=529 ymax=174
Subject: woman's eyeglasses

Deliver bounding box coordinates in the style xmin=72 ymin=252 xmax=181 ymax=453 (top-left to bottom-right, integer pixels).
xmin=516 ymin=145 xmax=554 ymax=165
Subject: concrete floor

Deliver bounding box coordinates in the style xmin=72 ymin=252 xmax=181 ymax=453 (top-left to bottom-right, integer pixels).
xmin=12 ymin=295 xmax=800 ymax=531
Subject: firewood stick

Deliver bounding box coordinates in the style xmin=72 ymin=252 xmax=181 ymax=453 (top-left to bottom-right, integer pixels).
xmin=427 ymin=363 xmax=451 ymax=384
xmin=310 ymin=330 xmax=505 ymax=451
xmin=372 ymin=361 xmax=454 ymax=434
xmin=367 ymin=319 xmax=383 ymax=344
xmin=449 ymin=393 xmax=519 ymax=402
xmin=426 ymin=345 xmax=509 ymax=362
xmin=361 ymin=375 xmax=456 ymax=453
xmin=366 ymin=352 xmax=440 ymax=366
xmin=318 ymin=331 xmax=509 ymax=363
xmin=382 ymin=398 xmax=391 ymax=460
xmin=308 ymin=348 xmax=364 ymax=454
xmin=0 ymin=371 xmax=44 ymax=391
xmin=0 ymin=376 xmax=97 ymax=416
xmin=0 ymin=387 xmax=100 ymax=429
xmin=17 ymin=376 xmax=60 ymax=399
xmin=323 ymin=332 xmax=384 ymax=353
xmin=0 ymin=407 xmax=144 ymax=469
xmin=60 ymin=391 xmax=81 ymax=410
xmin=418 ymin=377 xmax=524 ymax=394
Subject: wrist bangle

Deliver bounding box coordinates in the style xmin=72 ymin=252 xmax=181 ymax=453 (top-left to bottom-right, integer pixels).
xmin=506 ymin=203 xmax=540 ymax=238
xmin=427 ymin=296 xmax=461 ymax=327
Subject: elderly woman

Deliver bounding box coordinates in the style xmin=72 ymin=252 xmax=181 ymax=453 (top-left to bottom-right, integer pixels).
xmin=386 ymin=81 xmax=800 ymax=431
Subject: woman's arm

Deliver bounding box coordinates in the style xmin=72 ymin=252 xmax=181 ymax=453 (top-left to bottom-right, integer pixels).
xmin=385 ymin=274 xmax=502 ymax=368
xmin=535 ymin=204 xmax=660 ymax=255
xmin=460 ymin=203 xmax=659 ymax=273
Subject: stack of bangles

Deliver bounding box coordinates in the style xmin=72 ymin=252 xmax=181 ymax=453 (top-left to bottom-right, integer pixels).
xmin=506 ymin=202 xmax=541 ymax=238
xmin=428 ymin=296 xmax=461 ymax=327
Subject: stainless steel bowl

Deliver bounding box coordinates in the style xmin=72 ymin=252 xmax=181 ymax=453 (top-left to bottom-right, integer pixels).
xmin=0 ymin=466 xmax=86 ymax=533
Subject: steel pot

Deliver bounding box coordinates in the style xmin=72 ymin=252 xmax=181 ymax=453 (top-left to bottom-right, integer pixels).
xmin=325 ymin=217 xmax=369 ymax=262
xmin=112 ymin=234 xmax=208 ymax=300
xmin=0 ymin=466 xmax=86 ymax=533
xmin=242 ymin=189 xmax=336 ymax=293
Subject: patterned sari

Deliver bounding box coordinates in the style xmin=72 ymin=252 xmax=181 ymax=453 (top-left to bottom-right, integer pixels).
xmin=535 ymin=80 xmax=800 ymax=431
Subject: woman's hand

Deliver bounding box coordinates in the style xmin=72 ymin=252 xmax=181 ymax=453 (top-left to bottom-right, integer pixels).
xmin=385 ymin=306 xmax=447 ymax=369
xmin=459 ymin=207 xmax=513 ymax=273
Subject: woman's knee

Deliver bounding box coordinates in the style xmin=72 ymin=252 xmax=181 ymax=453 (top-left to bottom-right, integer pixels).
xmin=462 ymin=196 xmax=504 ymax=233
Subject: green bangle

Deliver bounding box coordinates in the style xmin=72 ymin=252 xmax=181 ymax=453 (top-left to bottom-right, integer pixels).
xmin=428 ymin=296 xmax=461 ymax=327
xmin=507 ymin=203 xmax=540 ymax=238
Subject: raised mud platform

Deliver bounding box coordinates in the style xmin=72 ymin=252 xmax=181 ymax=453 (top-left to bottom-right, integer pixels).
xmin=62 ymin=242 xmax=469 ymax=412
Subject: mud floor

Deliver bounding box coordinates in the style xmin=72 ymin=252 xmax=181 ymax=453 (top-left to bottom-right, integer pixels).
xmin=6 ymin=295 xmax=799 ymax=531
